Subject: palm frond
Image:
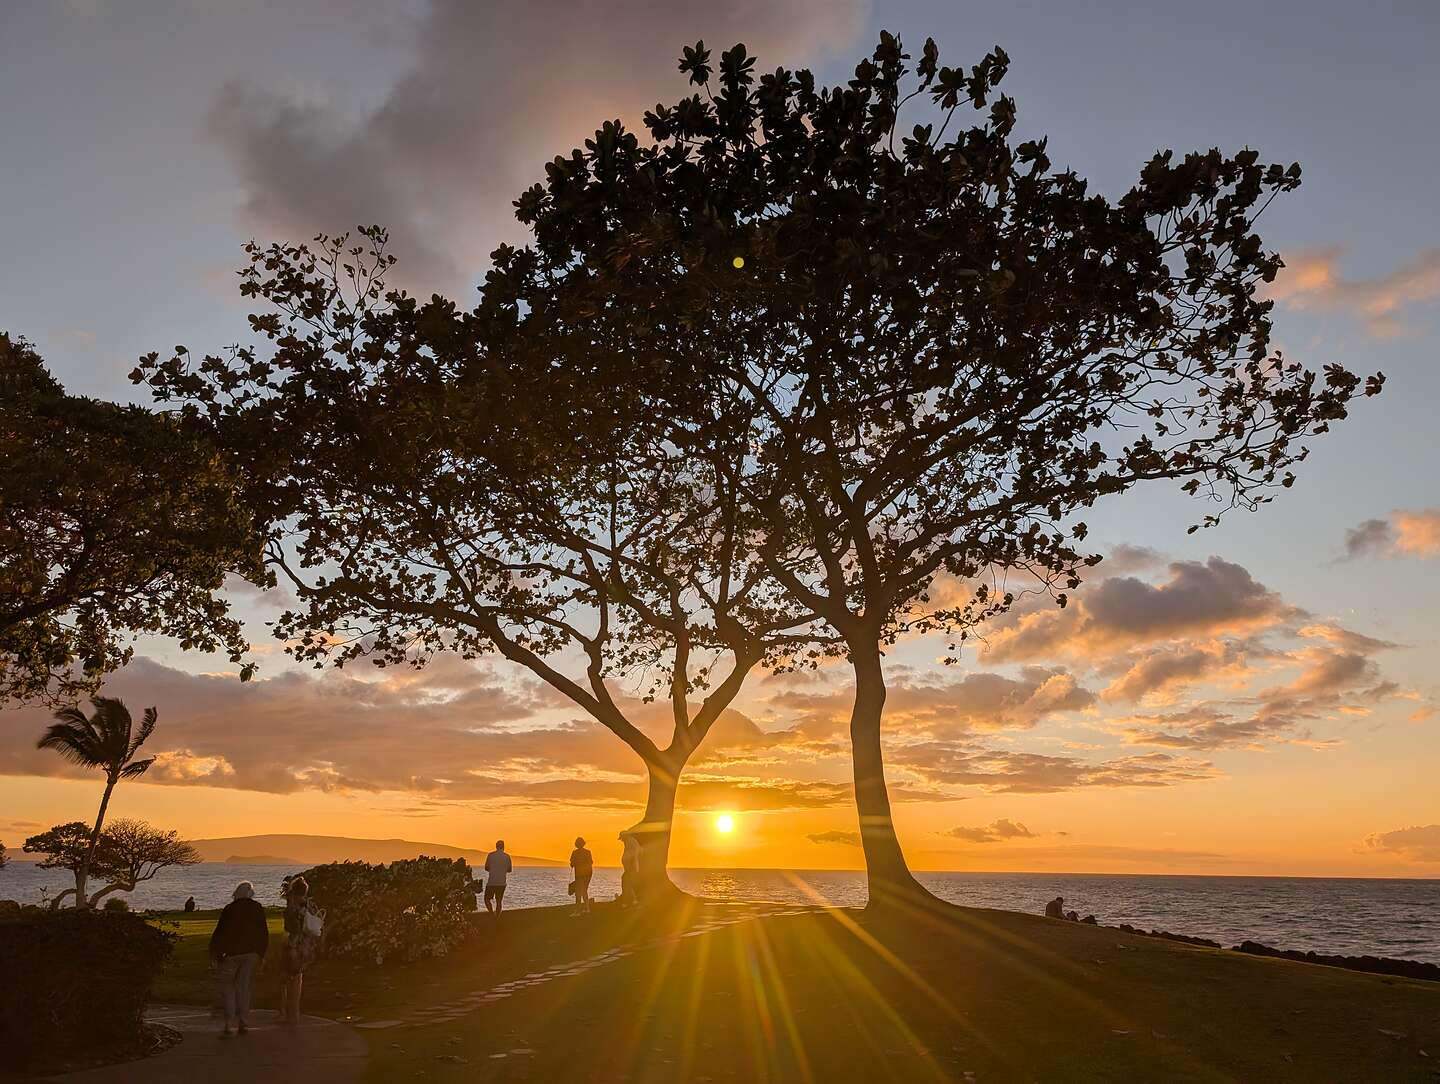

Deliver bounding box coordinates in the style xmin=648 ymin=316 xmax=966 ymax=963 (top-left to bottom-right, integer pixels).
xmin=119 ymin=757 xmax=155 ymax=779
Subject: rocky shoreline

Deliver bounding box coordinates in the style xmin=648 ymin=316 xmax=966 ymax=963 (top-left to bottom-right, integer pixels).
xmin=1106 ymin=921 xmax=1440 ymax=983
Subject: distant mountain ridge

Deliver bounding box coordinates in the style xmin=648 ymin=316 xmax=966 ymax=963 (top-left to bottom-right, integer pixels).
xmin=184 ymin=833 xmax=563 ymax=867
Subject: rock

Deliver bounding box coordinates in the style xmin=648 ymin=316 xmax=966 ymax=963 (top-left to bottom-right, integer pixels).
xmin=1234 ymin=941 xmax=1440 ymax=983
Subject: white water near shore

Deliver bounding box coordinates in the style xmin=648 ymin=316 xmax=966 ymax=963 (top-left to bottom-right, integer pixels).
xmin=4 ymin=864 xmax=1436 ymax=962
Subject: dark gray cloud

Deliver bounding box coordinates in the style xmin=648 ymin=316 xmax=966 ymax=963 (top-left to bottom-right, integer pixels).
xmin=984 ymin=558 xmax=1299 ymax=663
xmin=1343 ymin=518 xmax=1395 ymax=559
xmin=209 ymin=0 xmax=864 ymax=297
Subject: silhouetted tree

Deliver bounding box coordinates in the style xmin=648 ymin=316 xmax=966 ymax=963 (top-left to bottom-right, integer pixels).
xmin=0 ymin=334 xmax=265 ymax=705
xmin=36 ymin=698 xmax=157 ymax=906
xmin=23 ymin=822 xmax=121 ymax=910
xmin=0 ymin=841 xmax=8 ymax=870
xmin=136 ymin=232 xmax=823 ymax=898
xmin=467 ymin=35 xmax=1381 ymax=906
xmin=83 ymin=819 xmax=201 ymax=908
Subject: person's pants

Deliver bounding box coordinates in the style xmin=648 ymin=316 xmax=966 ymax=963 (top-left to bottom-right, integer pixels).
xmin=219 ymin=952 xmax=259 ymax=1023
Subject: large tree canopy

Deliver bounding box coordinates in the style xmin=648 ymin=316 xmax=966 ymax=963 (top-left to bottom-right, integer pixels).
xmin=136 ymin=231 xmax=823 ymax=895
xmin=0 ymin=333 xmax=265 ymax=705
xmin=461 ymin=34 xmax=1382 ymax=904
xmin=139 ymin=32 xmax=1379 ymax=908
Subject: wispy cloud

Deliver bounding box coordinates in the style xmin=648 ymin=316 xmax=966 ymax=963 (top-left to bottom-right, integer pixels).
xmin=1340 ymin=508 xmax=1440 ymax=560
xmin=944 ymin=818 xmax=1036 ymax=843
xmin=1265 ymin=246 xmax=1440 ymax=338
xmin=1361 ymin=824 xmax=1440 ymax=862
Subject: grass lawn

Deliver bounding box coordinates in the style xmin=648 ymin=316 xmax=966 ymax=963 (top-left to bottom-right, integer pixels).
xmin=150 ymin=900 xmax=1440 ymax=1082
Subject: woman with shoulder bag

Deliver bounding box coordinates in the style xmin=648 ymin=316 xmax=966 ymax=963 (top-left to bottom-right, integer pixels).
xmin=279 ymin=875 xmax=323 ymax=1024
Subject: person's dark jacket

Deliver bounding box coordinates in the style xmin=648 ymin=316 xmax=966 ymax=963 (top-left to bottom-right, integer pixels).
xmin=210 ymin=897 xmax=269 ymax=961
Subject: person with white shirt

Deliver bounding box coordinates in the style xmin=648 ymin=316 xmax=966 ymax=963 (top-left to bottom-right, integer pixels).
xmin=483 ymin=839 xmax=513 ymax=914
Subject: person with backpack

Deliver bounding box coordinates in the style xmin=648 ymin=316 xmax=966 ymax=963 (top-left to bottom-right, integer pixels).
xmin=279 ymin=875 xmax=322 ymax=1024
xmin=209 ymin=881 xmax=268 ymax=1037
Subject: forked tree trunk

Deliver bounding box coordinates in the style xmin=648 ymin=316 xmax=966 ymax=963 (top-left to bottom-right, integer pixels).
xmin=631 ymin=756 xmax=684 ymax=903
xmin=849 ymin=645 xmax=932 ymax=909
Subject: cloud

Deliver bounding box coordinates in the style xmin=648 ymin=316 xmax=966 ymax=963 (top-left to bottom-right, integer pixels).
xmin=1361 ymin=824 xmax=1440 ymax=862
xmin=983 ymin=558 xmax=1297 ymax=664
xmin=0 ymin=656 xmax=655 ymax=803
xmin=893 ymin=743 xmax=1218 ymax=794
xmin=944 ymin=818 xmax=1035 ymax=843
xmin=209 ymin=0 xmax=865 ymax=297
xmin=1101 ymin=642 xmax=1254 ymax=704
xmin=1394 ymin=510 xmax=1440 ymax=557
xmin=1340 ymin=509 xmax=1440 ymax=560
xmin=1265 ymin=246 xmax=1440 ymax=337
xmin=1343 ymin=518 xmax=1394 ymax=559
xmin=763 ymin=666 xmax=1095 ymax=740
xmin=807 ymin=830 xmax=861 ymax=847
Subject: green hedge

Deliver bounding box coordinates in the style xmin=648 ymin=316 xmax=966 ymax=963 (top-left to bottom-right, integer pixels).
xmin=297 ymin=856 xmax=477 ymax=964
xmin=0 ymin=909 xmax=175 ymax=1067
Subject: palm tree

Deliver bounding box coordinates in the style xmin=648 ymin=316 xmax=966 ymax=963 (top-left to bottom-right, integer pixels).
xmin=36 ymin=697 xmax=157 ymax=907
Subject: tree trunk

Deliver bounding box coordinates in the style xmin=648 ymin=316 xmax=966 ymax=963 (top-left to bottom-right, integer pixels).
xmin=50 ymin=887 xmax=77 ymax=911
xmin=849 ymin=644 xmax=932 ymax=910
xmin=631 ymin=756 xmax=683 ymax=903
xmin=77 ymin=775 xmax=116 ymax=909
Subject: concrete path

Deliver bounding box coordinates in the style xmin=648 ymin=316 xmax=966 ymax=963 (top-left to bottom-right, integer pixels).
xmin=395 ymin=903 xmax=814 ymax=1030
xmin=52 ymin=1006 xmax=366 ymax=1082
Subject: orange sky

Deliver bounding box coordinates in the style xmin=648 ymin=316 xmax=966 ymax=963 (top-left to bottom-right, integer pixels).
xmin=3 ymin=4 xmax=1439 ymax=881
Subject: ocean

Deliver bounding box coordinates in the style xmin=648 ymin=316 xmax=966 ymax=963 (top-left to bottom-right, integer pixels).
xmin=4 ymin=864 xmax=1436 ymax=963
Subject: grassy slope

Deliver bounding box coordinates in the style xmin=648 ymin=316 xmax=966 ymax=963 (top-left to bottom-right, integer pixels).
xmin=151 ymin=903 xmax=1440 ymax=1082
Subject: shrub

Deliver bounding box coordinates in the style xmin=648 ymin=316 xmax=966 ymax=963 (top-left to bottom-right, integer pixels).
xmin=0 ymin=909 xmax=175 ymax=1067
xmin=103 ymin=896 xmax=130 ymax=912
xmin=295 ymin=856 xmax=477 ymax=965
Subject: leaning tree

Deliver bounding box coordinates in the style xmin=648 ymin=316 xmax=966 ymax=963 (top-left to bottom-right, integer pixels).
xmin=36 ymin=697 xmax=158 ymax=906
xmin=136 ymin=231 xmax=825 ymax=897
xmin=0 ymin=333 xmax=265 ymax=705
xmin=477 ymin=35 xmax=1381 ymax=906
xmin=82 ymin=819 xmax=201 ymax=908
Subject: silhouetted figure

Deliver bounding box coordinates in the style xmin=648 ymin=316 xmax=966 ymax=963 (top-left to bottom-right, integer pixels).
xmin=569 ymin=836 xmax=593 ymax=915
xmin=1045 ymin=896 xmax=1065 ymax=919
xmin=280 ymin=875 xmax=321 ymax=1024
xmin=209 ymin=881 xmax=268 ymax=1037
xmin=484 ymin=840 xmax=512 ymax=914
xmin=1066 ymin=910 xmax=1079 ymax=922
xmin=183 ymin=895 xmax=196 ymax=913
xmin=618 ymin=831 xmax=640 ymax=908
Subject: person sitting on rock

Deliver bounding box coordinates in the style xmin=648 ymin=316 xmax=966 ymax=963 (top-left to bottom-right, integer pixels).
xmin=1045 ymin=896 xmax=1065 ymax=919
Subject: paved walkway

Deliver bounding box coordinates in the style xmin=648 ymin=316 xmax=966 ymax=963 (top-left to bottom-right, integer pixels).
xmin=52 ymin=1006 xmax=367 ymax=1082
xmin=53 ymin=904 xmax=813 ymax=1079
xmin=389 ymin=902 xmax=814 ymax=1030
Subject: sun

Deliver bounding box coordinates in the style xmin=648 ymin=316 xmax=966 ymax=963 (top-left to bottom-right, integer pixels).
xmin=715 ymin=813 xmax=735 ymax=835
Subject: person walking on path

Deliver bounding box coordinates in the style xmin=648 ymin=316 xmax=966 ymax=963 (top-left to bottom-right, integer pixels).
xmin=209 ymin=881 xmax=268 ymax=1037
xmin=569 ymin=837 xmax=594 ymax=915
xmin=483 ymin=840 xmax=512 ymax=915
xmin=280 ymin=875 xmax=321 ymax=1024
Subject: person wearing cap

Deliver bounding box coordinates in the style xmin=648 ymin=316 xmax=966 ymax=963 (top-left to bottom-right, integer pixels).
xmin=209 ymin=881 xmax=269 ymax=1036
xmin=569 ymin=836 xmax=594 ymax=915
